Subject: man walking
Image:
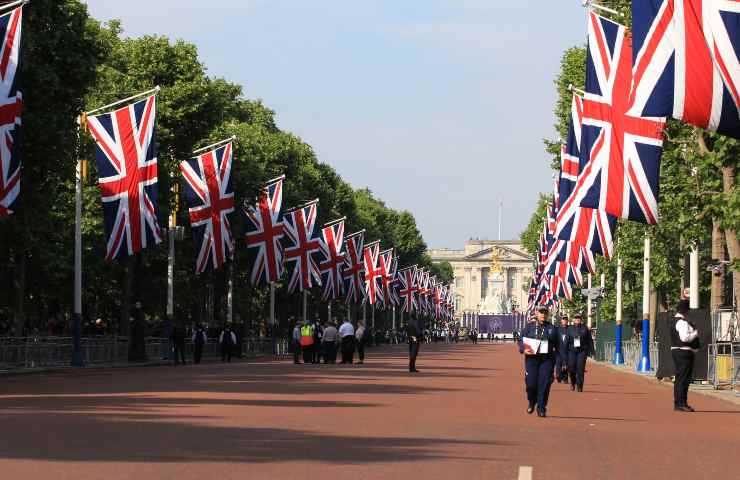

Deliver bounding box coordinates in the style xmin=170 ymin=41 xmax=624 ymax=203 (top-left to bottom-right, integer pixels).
xmin=671 ymin=300 xmax=700 ymax=412
xmin=407 ymin=316 xmax=423 ymax=373
xmin=338 ymin=318 xmax=355 ymax=364
xmin=191 ymin=323 xmax=207 ymax=364
xmin=567 ymin=314 xmax=593 ymax=392
xmin=555 ymin=315 xmax=569 ymax=383
xmin=519 ymin=306 xmax=558 ymax=417
xmin=219 ymin=324 xmax=237 ymax=363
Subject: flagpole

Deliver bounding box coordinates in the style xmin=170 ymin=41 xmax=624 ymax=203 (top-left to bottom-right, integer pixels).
xmin=85 ymin=86 xmax=160 ymax=116
xmin=587 ymin=273 xmax=593 ymax=328
xmin=193 ymin=135 xmax=236 ymax=155
xmin=227 ymin=260 xmax=233 ymax=324
xmin=0 ymin=0 xmax=30 ymax=14
xmin=637 ymin=235 xmax=652 ymax=372
xmin=392 ymin=306 xmax=396 ymax=330
xmin=689 ymin=244 xmax=699 ymax=309
xmin=327 ymin=300 xmax=332 ymax=324
xmin=302 ymin=289 xmax=308 ymax=324
xmin=72 ymin=115 xmax=84 ymax=367
xmin=613 ymin=256 xmax=624 ymax=364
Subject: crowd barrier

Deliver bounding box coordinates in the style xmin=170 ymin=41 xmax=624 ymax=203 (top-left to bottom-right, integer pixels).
xmin=708 ymin=342 xmax=740 ymax=395
xmin=0 ymin=336 xmax=289 ymax=371
xmin=601 ymin=340 xmax=660 ymax=371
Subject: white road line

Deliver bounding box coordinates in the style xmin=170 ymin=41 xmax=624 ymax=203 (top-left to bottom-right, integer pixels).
xmin=518 ymin=466 xmax=533 ymax=480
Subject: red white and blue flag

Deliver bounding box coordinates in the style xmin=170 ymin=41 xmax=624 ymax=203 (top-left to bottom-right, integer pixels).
xmin=318 ymin=218 xmax=345 ymax=301
xmin=0 ymin=6 xmax=23 ymax=218
xmin=244 ymin=176 xmax=284 ymax=286
xmin=180 ymin=141 xmax=235 ymax=273
xmin=398 ymin=266 xmax=418 ymax=314
xmin=342 ymin=230 xmax=365 ymax=304
xmin=631 ymin=0 xmax=739 ymax=138
xmin=282 ymin=200 xmax=323 ymax=293
xmin=575 ymin=12 xmax=666 ymax=224
xmin=362 ymin=240 xmax=382 ymax=305
xmin=87 ymin=94 xmax=161 ymax=261
xmin=376 ymin=248 xmax=395 ymax=309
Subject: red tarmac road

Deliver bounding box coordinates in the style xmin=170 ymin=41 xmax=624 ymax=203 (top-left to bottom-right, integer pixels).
xmin=1 ymin=343 xmax=738 ymax=480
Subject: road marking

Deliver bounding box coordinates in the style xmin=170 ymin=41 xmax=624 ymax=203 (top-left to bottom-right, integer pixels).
xmin=518 ymin=466 xmax=533 ymax=480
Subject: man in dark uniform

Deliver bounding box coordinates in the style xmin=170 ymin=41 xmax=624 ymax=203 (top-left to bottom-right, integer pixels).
xmin=671 ymin=300 xmax=700 ymax=412
xmin=554 ymin=315 xmax=570 ymax=383
xmin=567 ymin=313 xmax=594 ymax=392
xmin=519 ymin=306 xmax=558 ymax=417
xmin=406 ymin=316 xmax=423 ymax=373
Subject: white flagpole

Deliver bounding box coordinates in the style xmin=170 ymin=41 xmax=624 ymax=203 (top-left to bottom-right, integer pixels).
xmin=0 ymin=0 xmax=30 ymax=14
xmin=690 ymin=245 xmax=699 ymax=309
xmin=85 ymin=86 xmax=160 ymax=116
xmin=637 ymin=235 xmax=652 ymax=372
xmin=72 ymin=115 xmax=84 ymax=367
xmin=193 ymin=135 xmax=236 ymax=155
xmin=587 ymin=273 xmax=593 ymax=328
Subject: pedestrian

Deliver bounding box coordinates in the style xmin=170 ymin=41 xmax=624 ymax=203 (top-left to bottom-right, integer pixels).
xmin=356 ymin=321 xmax=366 ymax=364
xmin=192 ymin=323 xmax=207 ymax=364
xmin=567 ymin=313 xmax=594 ymax=392
xmin=671 ymin=300 xmax=700 ymax=412
xmin=292 ymin=320 xmax=302 ymax=364
xmin=406 ymin=316 xmax=423 ymax=373
xmin=555 ymin=315 xmax=570 ymax=383
xmin=322 ymin=321 xmax=338 ymax=363
xmin=219 ymin=324 xmax=237 ymax=363
xmin=338 ymin=318 xmax=355 ymax=364
xmin=312 ymin=319 xmax=323 ymax=364
xmin=299 ymin=319 xmax=315 ymax=364
xmin=519 ymin=306 xmax=559 ymax=417
xmin=171 ymin=321 xmax=187 ymax=365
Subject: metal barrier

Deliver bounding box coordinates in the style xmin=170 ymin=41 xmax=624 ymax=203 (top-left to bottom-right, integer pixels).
xmin=602 ymin=340 xmax=660 ymax=371
xmin=708 ymin=342 xmax=740 ymax=395
xmin=0 ymin=336 xmax=286 ymax=371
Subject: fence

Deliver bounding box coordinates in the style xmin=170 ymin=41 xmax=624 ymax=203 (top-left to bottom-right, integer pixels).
xmin=708 ymin=342 xmax=740 ymax=395
xmin=0 ymin=336 xmax=288 ymax=371
xmin=601 ymin=340 xmax=660 ymax=371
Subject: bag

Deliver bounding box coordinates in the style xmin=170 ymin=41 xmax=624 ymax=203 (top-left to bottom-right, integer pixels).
xmin=300 ymin=336 xmax=314 ymax=347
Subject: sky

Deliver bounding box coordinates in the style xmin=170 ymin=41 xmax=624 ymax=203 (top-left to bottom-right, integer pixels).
xmin=84 ymin=0 xmax=586 ymax=249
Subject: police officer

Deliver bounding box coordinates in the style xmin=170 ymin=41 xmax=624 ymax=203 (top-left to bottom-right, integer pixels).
xmin=567 ymin=313 xmax=594 ymax=392
xmin=671 ymin=300 xmax=700 ymax=412
xmin=519 ymin=306 xmax=559 ymax=417
xmin=554 ymin=315 xmax=570 ymax=383
xmin=407 ymin=316 xmax=423 ymax=373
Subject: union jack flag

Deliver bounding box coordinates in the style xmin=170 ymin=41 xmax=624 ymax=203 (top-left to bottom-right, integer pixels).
xmin=180 ymin=141 xmax=235 ymax=273
xmin=244 ymin=176 xmax=284 ymax=286
xmin=576 ymin=12 xmax=666 ymax=224
xmin=558 ymin=94 xmax=583 ymax=207
xmin=319 ymin=218 xmax=345 ymax=301
xmin=342 ymin=230 xmax=365 ymax=304
xmin=0 ymin=6 xmax=22 ymax=218
xmin=87 ymin=94 xmax=161 ymax=261
xmin=397 ymin=266 xmax=418 ymax=314
xmin=363 ymin=240 xmax=382 ymax=305
xmin=376 ymin=248 xmax=395 ymax=309
xmin=282 ymin=200 xmax=323 ymax=294
xmin=631 ymin=0 xmax=739 ymax=138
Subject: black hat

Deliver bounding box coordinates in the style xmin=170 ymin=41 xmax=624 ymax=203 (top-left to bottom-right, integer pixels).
xmin=560 ymin=314 xmax=569 ymax=320
xmin=573 ymin=313 xmax=583 ymax=319
xmin=537 ymin=306 xmax=549 ymax=313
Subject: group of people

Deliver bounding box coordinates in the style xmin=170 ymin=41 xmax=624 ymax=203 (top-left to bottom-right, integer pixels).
xmin=518 ymin=307 xmax=594 ymax=417
xmin=519 ymin=299 xmax=702 ymax=417
xmin=291 ymin=319 xmax=368 ymax=365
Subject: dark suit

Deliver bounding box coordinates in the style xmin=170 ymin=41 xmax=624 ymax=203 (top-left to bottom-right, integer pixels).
xmin=519 ymin=321 xmax=558 ymax=412
xmin=567 ymin=324 xmax=594 ymax=389
xmin=406 ymin=318 xmax=423 ymax=372
xmin=554 ymin=325 xmax=570 ymax=382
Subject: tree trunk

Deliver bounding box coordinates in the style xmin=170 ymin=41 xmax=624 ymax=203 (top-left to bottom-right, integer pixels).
xmin=711 ymin=220 xmax=726 ymax=310
xmin=721 ymin=164 xmax=739 ymax=310
xmin=12 ymin=249 xmax=26 ymax=335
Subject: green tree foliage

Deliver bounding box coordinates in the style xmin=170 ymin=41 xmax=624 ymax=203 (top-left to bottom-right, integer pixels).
xmin=0 ymin=3 xmax=442 ymax=335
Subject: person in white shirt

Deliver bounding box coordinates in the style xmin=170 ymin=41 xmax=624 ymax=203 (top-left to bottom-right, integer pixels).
xmin=670 ymin=300 xmax=700 ymax=412
xmin=321 ymin=322 xmax=338 ymax=364
xmin=338 ymin=319 xmax=355 ymax=364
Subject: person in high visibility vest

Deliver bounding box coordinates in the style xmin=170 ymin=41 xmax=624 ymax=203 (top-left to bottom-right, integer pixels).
xmin=299 ymin=320 xmax=315 ymax=364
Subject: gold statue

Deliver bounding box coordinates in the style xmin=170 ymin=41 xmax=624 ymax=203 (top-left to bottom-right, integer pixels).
xmin=490 ymin=247 xmax=503 ymax=274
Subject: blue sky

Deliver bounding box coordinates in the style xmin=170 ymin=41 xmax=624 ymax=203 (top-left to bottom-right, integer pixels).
xmin=85 ymin=0 xmax=586 ymax=248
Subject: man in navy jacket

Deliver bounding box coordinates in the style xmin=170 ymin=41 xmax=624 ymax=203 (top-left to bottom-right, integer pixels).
xmin=518 ymin=306 xmax=559 ymax=417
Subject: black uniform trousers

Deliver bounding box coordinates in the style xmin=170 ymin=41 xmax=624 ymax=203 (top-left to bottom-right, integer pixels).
xmin=193 ymin=343 xmax=203 ymax=364
xmin=409 ymin=340 xmax=420 ymax=371
xmin=357 ymin=338 xmax=366 ymax=363
xmin=568 ymin=350 xmax=588 ymax=388
xmin=322 ymin=342 xmax=337 ymax=363
xmin=524 ymin=354 xmax=554 ymax=409
xmin=555 ymin=351 xmax=568 ymax=381
xmin=302 ymin=343 xmax=314 ymax=364
xmin=340 ymin=336 xmax=355 ymax=364
xmin=293 ymin=341 xmax=302 ymax=364
xmin=672 ymin=349 xmax=695 ymax=406
xmin=173 ymin=341 xmax=186 ymax=365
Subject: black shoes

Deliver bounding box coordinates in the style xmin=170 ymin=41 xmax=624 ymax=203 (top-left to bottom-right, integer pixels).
xmin=577 ymin=385 xmax=583 ymax=392
xmin=570 ymin=384 xmax=576 ymax=391
xmin=527 ymin=403 xmax=535 ymax=414
xmin=537 ymin=408 xmax=546 ymax=418
xmin=409 ymin=368 xmax=419 ymax=373
xmin=674 ymin=405 xmax=694 ymax=412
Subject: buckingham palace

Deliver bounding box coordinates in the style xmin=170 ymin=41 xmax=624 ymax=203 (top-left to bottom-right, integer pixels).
xmin=428 ymin=239 xmax=534 ymax=318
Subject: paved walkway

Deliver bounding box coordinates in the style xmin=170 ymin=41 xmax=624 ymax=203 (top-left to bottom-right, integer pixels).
xmin=1 ymin=343 xmax=738 ymax=479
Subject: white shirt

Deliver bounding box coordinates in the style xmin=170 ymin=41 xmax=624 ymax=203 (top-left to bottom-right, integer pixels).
xmin=672 ymin=313 xmax=699 ymax=351
xmin=339 ymin=322 xmax=355 ymax=338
